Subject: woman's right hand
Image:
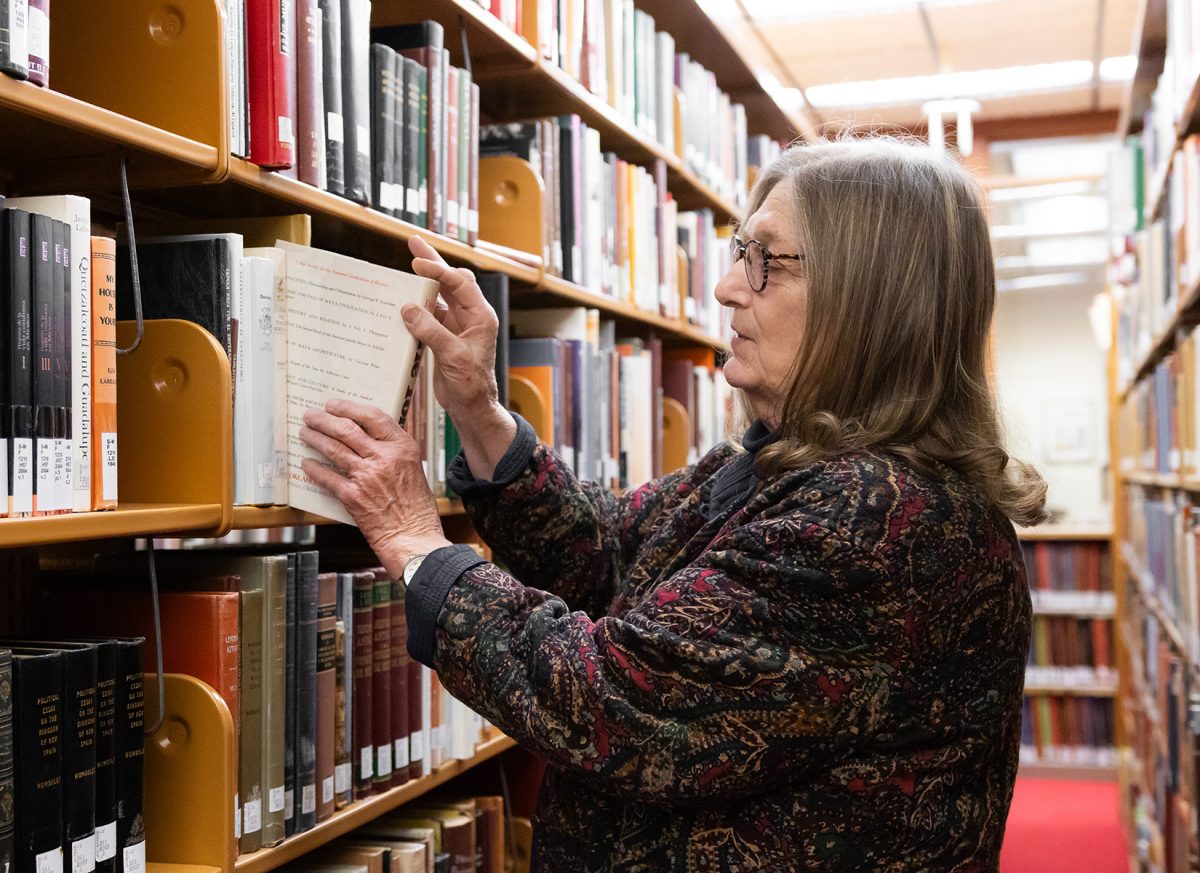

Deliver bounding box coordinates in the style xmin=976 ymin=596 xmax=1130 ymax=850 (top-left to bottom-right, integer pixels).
xmin=404 ymin=235 xmax=517 ymax=479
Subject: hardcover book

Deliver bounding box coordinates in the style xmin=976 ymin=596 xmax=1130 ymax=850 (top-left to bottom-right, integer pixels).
xmin=371 ymin=571 xmax=393 ymax=792
xmin=351 ymin=569 xmax=374 ymax=799
xmin=11 ymin=648 xmax=63 ymax=873
xmin=0 ymin=0 xmax=28 ymax=79
xmin=387 ymin=569 xmax=410 ymax=786
xmin=318 ymin=0 xmax=345 ymax=196
xmin=0 ymin=648 xmax=11 ymax=873
xmin=246 ymin=0 xmax=297 ymax=168
xmin=296 ymin=550 xmax=320 ymax=832
xmin=315 ymin=571 xmax=338 ymax=821
xmin=1 ymin=208 xmax=33 ymax=517
xmin=89 ymin=237 xmax=117 ymax=510
xmin=339 ymin=0 xmax=372 ymax=203
xmin=296 ymin=0 xmax=328 ymax=189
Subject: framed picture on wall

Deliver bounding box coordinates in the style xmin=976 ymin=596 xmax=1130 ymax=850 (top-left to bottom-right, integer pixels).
xmin=1042 ymin=399 xmax=1094 ymax=463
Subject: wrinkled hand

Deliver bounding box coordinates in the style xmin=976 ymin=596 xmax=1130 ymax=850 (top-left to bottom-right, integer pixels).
xmin=299 ymin=398 xmax=451 ymax=579
xmin=403 ymin=235 xmax=502 ymax=422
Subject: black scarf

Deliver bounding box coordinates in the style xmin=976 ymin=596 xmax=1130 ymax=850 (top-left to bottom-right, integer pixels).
xmin=701 ymin=420 xmax=777 ymax=520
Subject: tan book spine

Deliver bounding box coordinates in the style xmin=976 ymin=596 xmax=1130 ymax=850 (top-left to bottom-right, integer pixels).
xmin=316 ymin=571 xmax=339 ymax=821
xmin=89 ymin=236 xmax=117 ymax=510
xmin=238 ymin=587 xmax=265 ymax=853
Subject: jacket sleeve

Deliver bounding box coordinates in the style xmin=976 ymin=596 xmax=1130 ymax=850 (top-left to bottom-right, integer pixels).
xmin=448 ymin=415 xmax=730 ymax=617
xmin=416 ymin=494 xmax=919 ymax=805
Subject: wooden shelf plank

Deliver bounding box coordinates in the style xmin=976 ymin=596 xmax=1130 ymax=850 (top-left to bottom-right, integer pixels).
xmin=1017 ymin=760 xmax=1119 ymax=781
xmin=1031 ymin=604 xmax=1116 ymax=618
xmin=1118 ymin=274 xmax=1200 ymax=401
xmin=0 ymin=77 xmax=221 ymax=194
xmin=148 ymin=864 xmax=222 ymax=873
xmin=0 ymin=503 xmax=225 ymax=549
xmin=229 ymin=499 xmax=467 ymax=530
xmin=234 ymin=735 xmax=517 ymax=873
xmin=1121 ymin=470 xmax=1200 ymax=491
xmin=1024 ymin=682 xmax=1118 ymax=697
xmin=1017 ymin=525 xmax=1113 ymax=541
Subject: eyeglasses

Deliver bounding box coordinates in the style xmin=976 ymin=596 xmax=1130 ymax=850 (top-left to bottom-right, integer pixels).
xmin=729 ymin=236 xmax=805 ymax=293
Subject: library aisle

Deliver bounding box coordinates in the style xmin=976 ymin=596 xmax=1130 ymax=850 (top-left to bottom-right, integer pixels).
xmin=0 ymin=0 xmax=1193 ymax=871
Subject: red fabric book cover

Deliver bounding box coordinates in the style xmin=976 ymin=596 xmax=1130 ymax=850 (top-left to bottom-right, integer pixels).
xmin=295 ymin=0 xmax=326 ymax=187
xmin=351 ymin=569 xmax=375 ymax=799
xmin=247 ymin=0 xmax=297 ymax=168
xmin=383 ymin=568 xmax=411 ymax=788
xmin=371 ymin=571 xmax=393 ymax=791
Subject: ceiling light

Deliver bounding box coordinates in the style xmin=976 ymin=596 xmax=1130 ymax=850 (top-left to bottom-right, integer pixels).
xmin=806 ymin=57 xmax=1136 ymax=108
xmin=739 ymin=0 xmax=993 ymax=22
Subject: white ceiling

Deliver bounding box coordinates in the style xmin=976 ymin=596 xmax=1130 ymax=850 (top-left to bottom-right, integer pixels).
xmin=710 ymin=0 xmax=1140 ymax=129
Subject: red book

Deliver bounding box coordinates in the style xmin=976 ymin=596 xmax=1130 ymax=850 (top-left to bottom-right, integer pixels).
xmin=295 ymin=0 xmax=327 ymax=187
xmin=445 ymin=66 xmax=460 ymax=240
xmin=371 ymin=570 xmax=393 ymax=792
xmin=247 ymin=0 xmax=297 ymax=168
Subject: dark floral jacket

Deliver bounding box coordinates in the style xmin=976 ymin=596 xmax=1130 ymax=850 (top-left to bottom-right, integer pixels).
xmin=406 ymin=418 xmax=1031 ymax=872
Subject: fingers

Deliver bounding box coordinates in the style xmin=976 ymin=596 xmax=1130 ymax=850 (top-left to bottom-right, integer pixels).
xmin=298 ymin=423 xmax=360 ymax=472
xmin=411 ymin=254 xmax=489 ymax=315
xmin=300 ymin=456 xmax=345 ymax=495
xmin=403 ymin=304 xmax=461 ymax=359
xmin=317 ymin=399 xmax=406 ymax=442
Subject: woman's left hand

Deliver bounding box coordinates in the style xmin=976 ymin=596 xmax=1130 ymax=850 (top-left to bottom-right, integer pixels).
xmin=299 ymin=398 xmax=452 ymax=578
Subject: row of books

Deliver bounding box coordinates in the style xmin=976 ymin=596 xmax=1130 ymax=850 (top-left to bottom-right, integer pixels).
xmin=1121 ymin=575 xmax=1199 ymax=873
xmin=1125 ymin=488 xmax=1200 ymax=663
xmin=1018 ymin=695 xmax=1117 ymax=768
xmin=0 ymin=638 xmax=146 ymax=873
xmin=1 ymin=196 xmax=117 ymax=517
xmin=281 ymin=793 xmax=516 ymax=873
xmin=41 ymin=546 xmax=493 ymax=857
xmin=1020 ymin=540 xmax=1112 ymax=593
xmin=1140 ymin=0 xmax=1200 ymax=195
xmin=1117 ymin=329 xmax=1200 ymax=477
xmin=0 ymin=0 xmax=48 ymax=86
xmin=1027 ymin=614 xmax=1114 ymax=679
xmin=532 ymin=0 xmax=751 ymax=208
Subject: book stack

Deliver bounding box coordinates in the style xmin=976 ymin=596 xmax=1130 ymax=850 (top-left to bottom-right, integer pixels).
xmin=41 ymin=549 xmax=490 ymax=857
xmin=1 ymin=196 xmax=118 ymax=519
xmin=1025 ymin=615 xmax=1114 ymax=688
xmin=230 ymin=6 xmax=480 ymax=242
xmin=530 ymin=0 xmax=750 ymax=210
xmin=1018 ymin=693 xmax=1118 ymax=769
xmin=677 ymin=208 xmax=732 ymax=339
xmin=1020 ymin=540 xmax=1116 ymax=613
xmin=0 ymin=638 xmax=146 ymax=873
xmin=0 ymin=0 xmax=49 ymax=86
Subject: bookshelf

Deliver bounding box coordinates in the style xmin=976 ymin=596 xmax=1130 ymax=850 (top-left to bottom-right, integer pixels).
xmin=0 ymin=0 xmax=801 ymax=869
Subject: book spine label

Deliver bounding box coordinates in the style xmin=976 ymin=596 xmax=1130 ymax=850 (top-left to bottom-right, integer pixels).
xmin=1 ymin=0 xmax=29 ymax=78
xmin=89 ymin=237 xmax=116 ymax=509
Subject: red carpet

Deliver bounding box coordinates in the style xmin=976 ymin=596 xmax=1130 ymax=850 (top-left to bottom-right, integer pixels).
xmin=1000 ymin=778 xmax=1127 ymax=872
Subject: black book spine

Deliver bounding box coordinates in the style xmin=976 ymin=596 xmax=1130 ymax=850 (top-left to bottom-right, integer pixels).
xmin=318 ymin=0 xmax=345 ymax=197
xmin=339 ymin=0 xmax=371 ymax=204
xmin=416 ymin=63 xmax=429 ymax=230
xmin=401 ymin=57 xmax=421 ymax=226
xmin=0 ymin=0 xmax=28 ymax=79
xmin=387 ymin=48 xmax=404 ymax=222
xmin=111 ymin=639 xmax=144 ymax=873
xmin=284 ymin=553 xmax=297 ymax=836
xmin=89 ymin=642 xmax=117 ymax=873
xmin=12 ymin=650 xmax=64 ymax=873
xmin=51 ymin=221 xmax=69 ymax=516
xmin=2 ymin=209 xmax=33 ymax=516
xmin=477 ymin=273 xmax=510 ymax=408
xmin=57 ymin=647 xmax=98 ymax=873
xmin=0 ymin=649 xmax=13 ymax=873
xmin=30 ymin=214 xmax=53 ymax=516
xmin=369 ymin=44 xmax=396 ymax=217
xmin=296 ymin=550 xmax=318 ymax=832
xmin=558 ymin=118 xmax=577 ymax=285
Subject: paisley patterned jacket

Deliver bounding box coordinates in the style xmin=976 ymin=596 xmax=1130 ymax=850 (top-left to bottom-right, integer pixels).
xmin=405 ymin=418 xmax=1031 ymax=872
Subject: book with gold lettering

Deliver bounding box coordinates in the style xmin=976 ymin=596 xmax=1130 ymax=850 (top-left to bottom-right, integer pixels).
xmin=11 ymin=648 xmax=64 ymax=873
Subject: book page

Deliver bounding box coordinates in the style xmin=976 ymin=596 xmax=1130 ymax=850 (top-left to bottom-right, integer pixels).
xmin=278 ymin=241 xmax=437 ymax=524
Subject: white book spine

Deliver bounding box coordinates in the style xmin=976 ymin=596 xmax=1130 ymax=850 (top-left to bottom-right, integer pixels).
xmin=246 ymin=256 xmax=277 ymax=505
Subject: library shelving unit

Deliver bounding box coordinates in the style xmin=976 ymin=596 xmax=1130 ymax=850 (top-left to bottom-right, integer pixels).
xmin=0 ymin=0 xmax=800 ymax=870
xmin=1016 ymin=526 xmax=1120 ymax=781
xmin=1111 ymin=0 xmax=1200 ymax=862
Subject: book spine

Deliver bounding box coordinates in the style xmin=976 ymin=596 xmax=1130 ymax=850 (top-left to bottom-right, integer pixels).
xmin=389 ymin=574 xmax=410 ymax=785
xmin=296 ymin=0 xmax=328 ymax=189
xmin=339 ymin=0 xmax=372 ymax=204
xmin=237 ymin=588 xmax=265 ymax=853
xmin=0 ymin=649 xmax=12 ymax=873
xmin=247 ymin=257 xmax=276 ymax=506
xmin=445 ymin=66 xmax=459 ymax=240
xmin=30 ymin=214 xmax=52 ymax=515
xmin=89 ymin=644 xmax=116 ymax=873
xmin=262 ymin=560 xmax=287 ymax=847
xmin=62 ymin=649 xmax=98 ymax=873
xmin=437 ymin=49 xmax=450 ymax=236
xmin=351 ymin=571 xmax=374 ymax=799
xmin=113 ymin=641 xmax=144 ymax=873
xmin=3 ymin=209 xmax=33 ymax=517
xmin=456 ymin=67 xmax=470 ymax=244
xmin=468 ymin=82 xmax=480 ymax=246
xmin=371 ymin=574 xmax=393 ymax=791
xmin=315 ymin=572 xmax=338 ymax=822
xmin=247 ymin=0 xmax=297 ymax=168
xmin=334 ymin=573 xmax=354 ymax=807
xmin=416 ymin=63 xmax=428 ymax=229
xmin=388 ymin=49 xmax=405 ymax=222
xmin=332 ymin=616 xmax=349 ymax=809
xmin=283 ymin=554 xmax=297 ymax=836
xmin=408 ymin=656 xmax=423 ymax=780
xmin=50 ymin=220 xmax=67 ymax=514
xmin=24 ymin=0 xmax=44 ymax=85
xmin=400 ymin=58 xmax=421 ymax=226
xmin=318 ymin=0 xmax=345 ymax=196
xmin=296 ymin=551 xmax=319 ymax=831
xmin=370 ymin=44 xmax=397 ymax=216
xmin=89 ymin=237 xmax=116 ymax=510
xmin=0 ymin=0 xmax=29 ymax=79
xmin=13 ymin=653 xmax=63 ymax=873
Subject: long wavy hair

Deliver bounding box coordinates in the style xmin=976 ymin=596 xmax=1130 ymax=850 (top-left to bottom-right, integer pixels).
xmin=745 ymin=136 xmax=1047 ymax=527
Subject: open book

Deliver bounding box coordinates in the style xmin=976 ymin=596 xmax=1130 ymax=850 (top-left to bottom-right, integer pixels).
xmin=278 ymin=241 xmax=438 ymax=524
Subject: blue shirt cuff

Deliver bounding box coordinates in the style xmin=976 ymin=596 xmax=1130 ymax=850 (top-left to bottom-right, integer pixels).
xmin=405 ymin=543 xmax=488 ymax=668
xmin=445 ymin=412 xmax=539 ymax=497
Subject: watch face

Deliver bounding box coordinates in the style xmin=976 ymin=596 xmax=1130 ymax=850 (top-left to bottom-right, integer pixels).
xmin=404 ymin=555 xmax=426 ymax=585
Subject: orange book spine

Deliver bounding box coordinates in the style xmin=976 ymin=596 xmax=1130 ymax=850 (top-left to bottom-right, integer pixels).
xmin=90 ymin=236 xmax=118 ymax=509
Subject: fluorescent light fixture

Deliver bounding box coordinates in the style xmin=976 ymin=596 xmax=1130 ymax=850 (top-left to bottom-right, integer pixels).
xmin=996 ymin=272 xmax=1097 ymax=292
xmin=988 ymin=180 xmax=1101 ymax=202
xmin=740 ymin=0 xmax=993 ymax=22
xmin=806 ymin=57 xmax=1136 ymax=108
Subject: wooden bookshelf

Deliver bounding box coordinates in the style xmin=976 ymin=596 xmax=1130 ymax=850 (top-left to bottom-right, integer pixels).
xmin=1119 ymin=0 xmax=1168 ymax=137
xmin=1023 ymin=681 xmax=1119 ymax=698
xmin=1120 ymin=542 xmax=1197 ymax=677
xmin=0 ymin=503 xmax=226 ymax=549
xmin=229 ymin=499 xmax=467 ymax=531
xmin=1117 ymin=275 xmax=1200 ymax=400
xmin=373 ymin=0 xmax=539 ymax=73
xmin=233 ymin=735 xmax=517 ymax=873
xmin=1122 ymin=469 xmax=1200 ymax=492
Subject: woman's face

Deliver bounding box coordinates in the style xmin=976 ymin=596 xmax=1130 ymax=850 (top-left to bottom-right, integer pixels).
xmin=714 ymin=183 xmax=808 ymax=427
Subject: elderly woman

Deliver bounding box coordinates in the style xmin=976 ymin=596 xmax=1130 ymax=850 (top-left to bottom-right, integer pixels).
xmin=299 ymin=137 xmax=1046 ymax=871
